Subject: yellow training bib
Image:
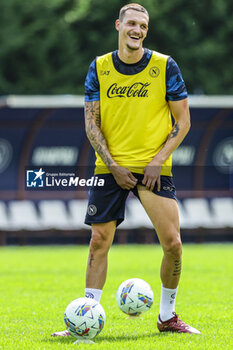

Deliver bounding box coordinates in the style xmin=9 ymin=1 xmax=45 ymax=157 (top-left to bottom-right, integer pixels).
xmin=95 ymin=51 xmax=172 ymax=176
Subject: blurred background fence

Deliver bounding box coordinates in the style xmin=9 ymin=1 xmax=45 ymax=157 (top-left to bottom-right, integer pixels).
xmin=0 ymin=95 xmax=232 ymax=245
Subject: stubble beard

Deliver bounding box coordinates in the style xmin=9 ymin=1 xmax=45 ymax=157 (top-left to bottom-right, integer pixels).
xmin=126 ymin=43 xmax=140 ymax=51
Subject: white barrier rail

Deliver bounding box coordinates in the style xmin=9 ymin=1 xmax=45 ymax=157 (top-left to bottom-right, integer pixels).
xmin=1 ymin=95 xmax=233 ymax=108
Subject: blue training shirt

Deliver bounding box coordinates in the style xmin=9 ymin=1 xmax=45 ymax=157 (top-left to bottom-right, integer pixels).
xmin=85 ymin=49 xmax=188 ymax=102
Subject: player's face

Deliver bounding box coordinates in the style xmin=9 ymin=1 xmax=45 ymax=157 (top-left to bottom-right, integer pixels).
xmin=116 ymin=10 xmax=149 ymax=51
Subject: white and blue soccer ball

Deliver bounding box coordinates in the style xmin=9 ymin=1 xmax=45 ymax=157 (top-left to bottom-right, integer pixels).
xmin=116 ymin=278 xmax=154 ymax=316
xmin=64 ymin=297 xmax=106 ymax=339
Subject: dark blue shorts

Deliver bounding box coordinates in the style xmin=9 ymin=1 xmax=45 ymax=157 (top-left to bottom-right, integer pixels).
xmin=84 ymin=173 xmax=177 ymax=227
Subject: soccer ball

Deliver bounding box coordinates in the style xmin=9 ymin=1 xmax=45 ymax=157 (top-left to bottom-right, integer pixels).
xmin=116 ymin=278 xmax=154 ymax=316
xmin=64 ymin=297 xmax=106 ymax=339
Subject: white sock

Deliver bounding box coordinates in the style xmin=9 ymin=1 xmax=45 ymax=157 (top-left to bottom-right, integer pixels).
xmin=85 ymin=288 xmax=102 ymax=302
xmin=159 ymin=285 xmax=178 ymax=321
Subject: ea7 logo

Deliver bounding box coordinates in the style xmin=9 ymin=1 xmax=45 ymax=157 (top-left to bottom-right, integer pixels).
xmin=100 ymin=70 xmax=110 ymax=75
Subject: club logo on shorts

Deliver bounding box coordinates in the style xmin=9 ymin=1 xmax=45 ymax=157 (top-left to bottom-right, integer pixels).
xmin=149 ymin=66 xmax=160 ymax=78
xmin=87 ymin=204 xmax=97 ymax=216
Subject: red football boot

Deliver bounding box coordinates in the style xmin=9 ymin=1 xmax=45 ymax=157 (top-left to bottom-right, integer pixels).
xmin=157 ymin=313 xmax=201 ymax=334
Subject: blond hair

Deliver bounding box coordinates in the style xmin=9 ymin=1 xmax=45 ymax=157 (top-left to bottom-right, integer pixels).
xmin=119 ymin=3 xmax=149 ymax=21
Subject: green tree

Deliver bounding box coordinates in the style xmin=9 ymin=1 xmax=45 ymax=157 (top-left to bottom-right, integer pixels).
xmin=0 ymin=0 xmax=232 ymax=95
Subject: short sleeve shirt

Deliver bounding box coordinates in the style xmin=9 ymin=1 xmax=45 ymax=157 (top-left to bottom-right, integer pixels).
xmin=85 ymin=49 xmax=188 ymax=102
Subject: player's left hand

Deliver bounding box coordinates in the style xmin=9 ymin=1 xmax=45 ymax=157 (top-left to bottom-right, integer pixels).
xmin=142 ymin=161 xmax=161 ymax=191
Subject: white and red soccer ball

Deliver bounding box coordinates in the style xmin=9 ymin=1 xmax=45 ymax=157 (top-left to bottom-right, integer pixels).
xmin=64 ymin=297 xmax=106 ymax=340
xmin=116 ymin=278 xmax=154 ymax=316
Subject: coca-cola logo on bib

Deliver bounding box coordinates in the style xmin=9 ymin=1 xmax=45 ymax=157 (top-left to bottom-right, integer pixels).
xmin=107 ymin=82 xmax=150 ymax=98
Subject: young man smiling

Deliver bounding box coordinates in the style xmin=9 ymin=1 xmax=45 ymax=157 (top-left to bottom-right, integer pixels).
xmin=52 ymin=3 xmax=200 ymax=336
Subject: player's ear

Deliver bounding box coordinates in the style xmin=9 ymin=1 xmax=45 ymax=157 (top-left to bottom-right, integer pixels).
xmin=115 ymin=19 xmax=120 ymax=32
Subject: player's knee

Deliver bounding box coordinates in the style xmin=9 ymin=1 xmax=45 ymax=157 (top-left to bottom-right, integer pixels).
xmin=90 ymin=229 xmax=112 ymax=253
xmin=163 ymin=236 xmax=182 ymax=258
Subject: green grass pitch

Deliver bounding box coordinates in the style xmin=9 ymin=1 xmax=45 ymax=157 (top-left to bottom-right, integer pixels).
xmin=0 ymin=243 xmax=232 ymax=349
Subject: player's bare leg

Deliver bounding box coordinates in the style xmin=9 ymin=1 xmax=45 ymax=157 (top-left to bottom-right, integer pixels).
xmin=137 ymin=185 xmax=200 ymax=334
xmin=86 ymin=221 xmax=116 ymax=289
xmin=51 ymin=221 xmax=116 ymax=337
xmin=137 ymin=186 xmax=181 ymax=289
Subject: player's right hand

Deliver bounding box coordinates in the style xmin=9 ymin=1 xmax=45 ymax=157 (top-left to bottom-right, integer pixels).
xmin=110 ymin=165 xmax=138 ymax=190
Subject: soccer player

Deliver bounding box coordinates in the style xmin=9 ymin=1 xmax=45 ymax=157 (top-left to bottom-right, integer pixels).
xmin=52 ymin=3 xmax=200 ymax=335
